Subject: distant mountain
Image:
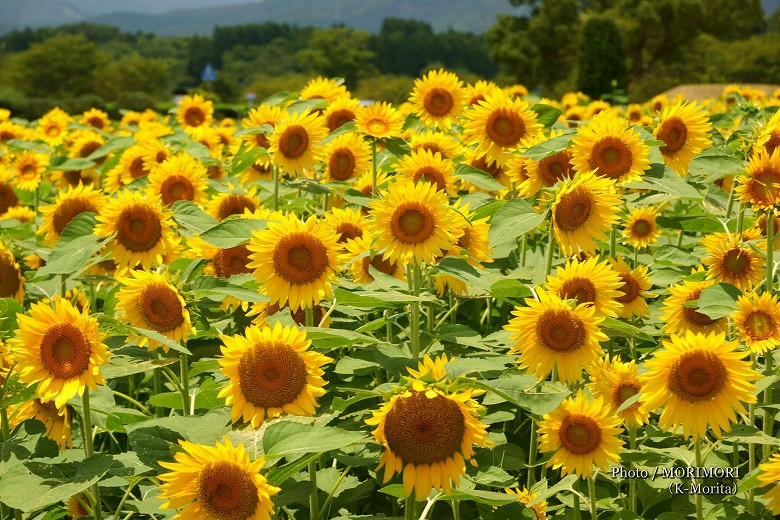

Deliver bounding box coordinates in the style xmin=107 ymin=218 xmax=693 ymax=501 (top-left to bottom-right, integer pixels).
xmin=0 ymin=0 xmax=84 ymax=35
xmin=68 ymin=0 xmax=260 ymax=16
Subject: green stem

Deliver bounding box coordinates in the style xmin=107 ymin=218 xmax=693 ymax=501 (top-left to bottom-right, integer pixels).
xmin=748 ymin=352 xmax=756 ymax=516
xmin=112 ymin=390 xmax=152 ymax=416
xmin=272 ymin=165 xmax=279 ymax=211
xmin=305 ymin=306 xmax=314 ymax=327
xmin=725 ymin=180 xmax=736 ymax=219
xmin=484 ymin=297 xmax=492 ymax=334
xmin=737 ymin=206 xmax=746 ymax=235
xmin=588 ymin=476 xmax=597 ymax=520
xmin=309 ymin=459 xmax=319 ymax=519
xmin=1 ymin=407 xmax=15 ymax=520
xmin=610 ymin=224 xmax=617 ymax=259
xmin=82 ymin=391 xmax=103 ymax=520
xmin=405 ymin=495 xmax=416 ymax=520
xmin=527 ymin=419 xmax=538 ymax=489
xmin=573 ymin=478 xmax=581 ymax=520
xmin=764 ymin=351 xmax=775 ymax=461
xmin=113 ymin=478 xmax=141 ymax=520
xmin=60 ymin=274 xmax=67 ymax=298
xmin=371 ymin=138 xmax=378 ymax=197
xmin=767 ymin=212 xmax=774 ymax=294
xmin=153 ymin=368 xmax=163 ymax=417
xmin=179 ymin=351 xmax=190 ymax=416
xmin=450 ymin=499 xmax=460 ymax=520
xmin=628 ymin=427 xmax=637 ymax=514
xmin=409 ymin=264 xmax=421 ymax=359
xmin=384 ymin=308 xmax=393 ymax=343
xmin=675 ymin=228 xmax=684 ymax=248
xmin=694 ymin=439 xmax=703 ymax=520
xmin=318 ymin=466 xmax=351 ymax=520
xmin=448 ymin=292 xmax=457 ymax=325
xmin=633 ymin=245 xmax=638 ymax=269
xmin=520 ymin=234 xmax=528 ymax=267
xmin=545 ymin=232 xmax=556 ymax=277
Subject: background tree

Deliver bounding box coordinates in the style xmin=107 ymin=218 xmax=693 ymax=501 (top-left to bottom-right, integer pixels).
xmin=295 ymin=27 xmax=376 ymax=90
xmin=576 ymin=16 xmax=627 ymax=99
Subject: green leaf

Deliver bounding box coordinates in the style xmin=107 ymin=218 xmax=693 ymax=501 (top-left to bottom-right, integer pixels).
xmin=49 ymin=157 xmax=96 ymax=171
xmin=601 ymin=317 xmax=656 ymax=342
xmin=454 ymin=164 xmax=505 ymax=191
xmin=200 ymin=217 xmax=267 ymax=248
xmin=171 ymin=200 xmax=219 ymax=235
xmin=333 ymin=287 xmax=435 ymax=308
xmin=531 ymin=103 xmax=563 ymax=128
xmin=262 ymin=91 xmax=298 ymax=106
xmin=97 ymin=314 xmax=191 ymax=355
xmin=626 ymin=163 xmax=702 ymax=199
xmin=305 ymin=327 xmax=377 ymax=350
xmin=0 ymin=369 xmax=37 ymax=408
xmin=286 ymin=98 xmax=328 ymax=114
xmin=0 ymin=297 xmax=24 ymax=337
xmin=102 ymin=356 xmax=179 ymax=379
xmin=519 ymin=132 xmax=574 ymax=161
xmin=655 ymin=215 xmax=724 ymax=233
xmin=34 ymin=213 xmax=107 ymax=278
xmin=468 ymin=375 xmax=570 ymax=415
xmin=697 ymin=283 xmax=741 ymax=319
xmin=263 ymin=422 xmax=367 ymax=460
xmin=488 ymin=198 xmax=545 ymax=248
xmin=193 ymin=275 xmax=268 ymax=303
xmin=266 ymin=452 xmax=321 ymax=486
xmin=384 ymin=137 xmax=410 ymax=157
xmin=490 ymin=279 xmax=532 ymax=301
xmin=334 ymin=357 xmax=380 ymax=375
xmin=318 ymin=122 xmax=357 ymax=146
xmin=229 ymin=146 xmax=269 ymax=175
xmin=86 ymin=135 xmax=134 ymax=161
xmin=433 ymin=256 xmax=482 ymax=283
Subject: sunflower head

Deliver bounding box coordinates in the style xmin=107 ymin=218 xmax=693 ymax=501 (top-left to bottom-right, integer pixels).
xmin=543 ymin=256 xmax=624 ymax=318
xmin=733 ymin=291 xmax=780 ymax=354
xmin=176 ymin=93 xmax=214 ymax=129
xmin=38 ymin=183 xmax=106 ymax=246
xmin=242 ymin=104 xmax=282 ymax=149
xmin=395 ymin=148 xmax=456 ymax=195
xmin=758 ymin=452 xmax=780 ymax=515
xmin=0 ymin=242 xmax=24 ymax=302
xmin=703 ymin=234 xmax=765 ymax=291
xmin=300 ymin=76 xmax=350 ymax=103
xmin=736 ymin=148 xmax=780 ymax=210
xmin=354 ymin=101 xmax=404 ymax=139
xmin=269 ymin=109 xmax=328 ymax=177
xmin=622 ymin=206 xmax=661 ymax=248
xmin=660 ymin=273 xmax=728 ymax=336
xmin=147 ymin=153 xmax=209 ymax=206
xmin=610 ymin=256 xmax=653 ymax=319
xmin=654 ymin=101 xmax=713 ymax=176
xmin=587 ymin=356 xmax=648 ymax=428
xmin=408 ymin=69 xmax=466 ymax=130
xmin=318 ymin=131 xmax=371 ymax=183
xmin=322 ymin=96 xmax=360 ymax=132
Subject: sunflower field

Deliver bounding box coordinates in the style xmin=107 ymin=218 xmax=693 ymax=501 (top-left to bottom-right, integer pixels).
xmin=0 ymin=72 xmax=779 ymax=520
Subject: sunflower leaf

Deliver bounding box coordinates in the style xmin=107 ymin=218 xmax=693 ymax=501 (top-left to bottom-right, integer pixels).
xmin=263 ymin=422 xmax=368 ymax=460
xmin=454 ymin=164 xmax=505 ymax=192
xmin=488 ymin=198 xmax=546 ymax=248
xmin=696 ymin=283 xmax=740 ymax=320
xmin=531 ymin=103 xmax=563 ymax=129
xmin=199 ymin=217 xmax=267 ymax=248
xmin=170 ymin=200 xmax=219 ymax=236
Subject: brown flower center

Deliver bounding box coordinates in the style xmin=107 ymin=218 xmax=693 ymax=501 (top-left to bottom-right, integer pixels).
xmin=0 ymin=184 xmax=19 ymax=213
xmin=272 ymin=233 xmax=329 ymax=285
xmin=328 ymin=148 xmax=356 ymax=181
xmin=237 ymin=343 xmax=307 ymax=408
xmin=390 ymin=203 xmax=436 ymax=244
xmin=721 ymin=248 xmax=751 ymax=277
xmin=197 ymin=461 xmax=259 ymax=520
xmin=159 ymin=175 xmax=195 ymax=205
xmin=536 ymin=309 xmax=585 ymax=353
xmin=138 ymin=282 xmax=184 ymax=333
xmin=326 ymin=109 xmax=355 ymax=132
xmin=485 ymin=108 xmax=526 ymax=147
xmin=128 ymin=156 xmax=147 ymax=179
xmin=278 ymin=125 xmax=309 ymax=159
xmin=52 ymin=197 xmax=98 ymax=235
xmin=539 ymin=150 xmax=573 ymax=186
xmin=335 ymin=222 xmax=362 ymax=244
xmin=745 ymin=310 xmax=775 ymax=341
xmin=423 ymin=87 xmax=454 ymax=117
xmin=589 ymin=136 xmax=633 ymax=180
xmin=116 ymin=204 xmax=163 ymax=253
xmin=668 ymin=350 xmax=727 ymax=402
xmin=414 ymin=166 xmax=447 ymax=192
xmin=614 ymin=382 xmax=640 ymax=409
xmin=217 ymin=195 xmax=256 ymax=220
xmin=554 ymin=186 xmax=593 ymax=232
xmin=657 ymin=117 xmax=688 ymax=155
xmin=39 ymin=323 xmax=92 ymax=379
xmin=559 ymin=414 xmax=601 ymax=455
xmin=0 ymin=254 xmax=21 ymax=298
xmin=615 ymin=273 xmax=640 ymax=304
xmin=558 ymin=277 xmax=596 ymax=305
xmin=213 ymin=246 xmax=252 ymax=278
xmin=183 ymin=106 xmax=206 ymax=127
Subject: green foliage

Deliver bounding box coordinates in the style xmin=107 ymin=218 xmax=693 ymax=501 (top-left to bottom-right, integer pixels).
xmin=296 ymin=27 xmax=377 ymax=90
xmin=576 ymin=16 xmax=627 ymax=99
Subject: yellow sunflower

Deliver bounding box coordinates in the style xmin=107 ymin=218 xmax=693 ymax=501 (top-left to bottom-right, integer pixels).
xmin=354 ymin=101 xmax=404 ymax=140
xmin=187 ymin=125 xmax=225 ymax=157
xmin=176 ymin=93 xmax=214 ymax=129
xmin=38 ymin=183 xmax=106 ymax=246
xmin=218 ymin=322 xmax=332 ymax=427
xmin=611 ymin=257 xmax=653 ymax=319
xmin=0 ymin=242 xmax=24 ymax=302
xmin=736 ymin=149 xmax=780 ymax=210
xmin=465 ymin=80 xmax=502 ymax=107
xmin=703 ymin=234 xmax=765 ymax=291
xmin=318 ymin=131 xmax=371 ymax=183
xmin=752 ymin=213 xmax=780 ymax=250
xmin=343 ymin=235 xmax=406 ymax=284
xmin=268 ymin=109 xmax=328 ymax=176
xmin=550 ymin=170 xmax=622 ymax=256
xmin=446 ymin=201 xmax=493 ymax=267
xmin=587 ymin=356 xmax=649 ymax=428
xmin=353 ymin=170 xmax=392 ymax=200
xmin=625 ymin=104 xmax=646 ymax=124
xmin=571 ymin=112 xmax=650 ymax=184
xmin=9 ymin=399 xmax=71 ymax=450
xmin=0 ymin=120 xmax=29 ymax=143
xmin=95 ymin=190 xmax=179 ymax=272
xmin=300 ymin=76 xmax=349 ymax=102
xmin=9 ymin=299 xmax=110 ymax=409
xmin=758 ymin=452 xmax=780 ymax=515
xmin=755 ymin=110 xmax=780 ymax=156
xmin=0 ymin=169 xmax=19 ymax=213
xmin=147 ymin=154 xmax=209 ymax=206
xmin=464 ymin=148 xmax=513 ymax=189
xmin=640 ymin=331 xmax=760 ymax=439
xmin=407 ymin=130 xmax=463 ymax=161
xmin=247 ymin=214 xmax=340 ymax=311
xmin=504 ymin=288 xmax=607 ymax=385
xmin=12 ymin=151 xmax=49 ymax=192
xmin=395 ymin=148 xmax=456 ymax=195
xmin=538 ymin=390 xmax=624 ymax=479
xmin=116 ymin=270 xmax=193 ymax=352
xmin=562 ymin=105 xmax=586 ymax=128
xmin=463 ymin=92 xmax=542 ymax=165
xmin=622 ymin=206 xmax=661 ymax=248
xmin=242 ymin=104 xmax=281 ymax=150
xmin=367 ymin=181 xmax=463 ymax=266
xmin=247 ymin=301 xmax=330 ymax=329
xmin=732 ymin=291 xmax=780 ymax=354
xmin=0 ymin=206 xmax=35 ymax=223
xmin=544 ymin=256 xmax=623 ymax=318
xmin=158 ymin=437 xmax=279 ymax=520
xmin=65 ymin=493 xmax=89 ymax=520
xmin=322 ymin=207 xmax=367 ymax=246
xmin=68 ymin=130 xmax=105 ymax=163
xmin=141 ymin=139 xmax=173 ymax=175
xmin=660 ymin=271 xmax=728 ymax=335
xmin=115 ymin=144 xmax=150 ymax=184
xmin=205 ymin=189 xmax=261 ymax=221
xmin=322 ymin=96 xmax=360 ymax=132
xmin=408 ymin=68 xmax=466 ymax=130
xmin=585 ymin=100 xmax=613 ymax=119
xmin=654 ymin=101 xmax=712 ymax=176
xmin=80 ymin=108 xmax=109 ymax=130
xmin=516 ymin=130 xmax=575 ymax=197
xmin=504 ymin=84 xmax=529 ymax=99
xmin=36 ymin=107 xmax=71 ymax=146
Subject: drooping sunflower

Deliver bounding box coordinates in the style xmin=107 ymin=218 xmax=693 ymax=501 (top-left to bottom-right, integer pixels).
xmin=300 ymin=76 xmax=349 ymax=103
xmin=408 ymin=69 xmax=466 ymax=130
xmin=543 ymin=256 xmax=624 ymax=318
xmin=9 ymin=299 xmax=110 ymax=409
xmin=622 ymin=206 xmax=661 ymax=248
xmin=462 ymin=92 xmax=542 ymax=165
xmin=538 ymin=390 xmax=624 ymax=479
xmin=758 ymin=452 xmax=780 ymax=515
xmin=736 ymin=149 xmax=780 ymax=210
xmin=611 ymin=257 xmax=653 ymax=319
xmin=176 ymin=93 xmax=214 ymax=129
xmin=158 ymin=437 xmax=279 ymax=520
xmin=504 ymin=487 xmax=548 ymax=520
xmin=318 ymin=131 xmax=371 ymax=183
xmin=755 ymin=110 xmax=780 ymax=156
xmin=587 ymin=356 xmax=649 ymax=428
xmin=218 ymin=322 xmax=332 ymax=427
xmin=0 ymin=242 xmax=24 ymax=302
xmin=247 ymin=301 xmax=330 ymax=328
xmin=95 ymin=190 xmax=179 ymax=272
xmin=703 ymin=234 xmax=765 ymax=291
xmin=65 ymin=493 xmax=89 ymax=520
xmin=322 ymin=96 xmax=360 ymax=132
xmin=504 ymin=288 xmax=607 ymax=385
xmin=12 ymin=151 xmax=49 ymax=192
xmin=38 ymin=183 xmax=106 ymax=246
xmin=395 ymin=148 xmax=456 ymax=195
xmin=147 ymin=154 xmax=209 ymax=206
xmin=322 ymin=207 xmax=367 ymax=246
xmin=366 ymin=355 xmax=492 ymax=498
xmin=407 ymin=130 xmax=463 ymax=161
xmin=268 ymin=109 xmax=328 ymax=177
xmin=640 ymin=331 xmax=760 ymax=439
xmin=732 ymin=291 xmax=780 ymax=354
xmin=343 ymin=235 xmax=406 ymax=284
xmin=367 ymin=181 xmax=463 ymax=265
xmin=80 ymin=108 xmax=109 ymax=130
xmin=550 ymin=170 xmax=622 ymax=256
xmin=465 ymin=79 xmax=502 ymax=107
xmin=116 ymin=270 xmax=193 ymax=352
xmin=654 ymin=101 xmax=712 ymax=176
xmin=660 ymin=271 xmax=728 ymax=335
xmin=247 ymin=214 xmax=340 ymax=311
xmin=9 ymin=398 xmax=71 ymax=450
xmin=571 ymin=112 xmax=651 ymax=184
xmin=205 ymin=189 xmax=261 ymax=221
xmin=354 ymin=101 xmax=404 ymax=140
xmin=516 ymin=130 xmax=575 ymax=197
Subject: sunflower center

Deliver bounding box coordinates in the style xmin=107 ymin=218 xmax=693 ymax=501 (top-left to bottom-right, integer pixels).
xmin=472 ymin=156 xmax=504 ymax=179
xmin=590 ymin=136 xmax=633 ymax=180
xmin=237 ymin=343 xmax=308 ymax=408
xmin=486 ymin=109 xmax=525 ymax=147
xmin=159 ymin=175 xmax=195 ymax=205
xmin=367 ymin=118 xmax=388 ymax=135
xmin=559 ymin=414 xmax=601 ymax=455
xmin=39 ymin=323 xmax=92 ymax=379
xmin=327 ymin=109 xmax=355 ymax=132
xmin=0 ymin=130 xmax=15 ymax=142
xmin=46 ymin=124 xmax=62 ymax=137
xmin=214 ymin=245 xmax=252 ymax=278
xmin=682 ymin=288 xmax=716 ymax=326
xmin=457 ymin=228 xmax=472 ymax=250
xmin=279 ymin=125 xmax=309 ymax=159
xmin=272 ymin=232 xmax=329 ymax=285
xmin=129 ymin=157 xmax=147 ymax=179
xmin=554 ymin=186 xmax=593 ymax=232
xmin=383 ymin=391 xmax=466 ymax=466
xmin=197 ymin=461 xmax=259 ymax=520
xmin=86 ymin=116 xmax=104 ymax=129
xmin=537 ymin=309 xmax=585 ymax=352
xmin=0 ymin=184 xmax=18 ymax=212
xmin=391 ymin=203 xmax=436 ymax=244
xmin=329 ymin=148 xmax=356 ymax=181
xmin=0 ymin=254 xmax=21 ymax=298
xmin=414 ymin=166 xmax=447 ymax=192
xmin=615 ymin=382 xmax=640 ymax=407
xmin=52 ymin=197 xmax=98 ymax=235
xmin=745 ymin=310 xmax=775 ymax=340
xmin=138 ymin=283 xmax=184 ymax=333
xmin=423 ymin=88 xmax=454 ymax=117
xmin=668 ymin=350 xmax=727 ymax=402
xmin=19 ymin=163 xmax=37 ymax=180
xmin=368 ymin=255 xmax=397 ymax=276
xmin=615 ymin=273 xmax=640 ymax=304
xmin=764 ymin=131 xmax=780 ymax=155
xmin=657 ymin=117 xmax=688 ymax=154
xmin=558 ymin=277 xmax=596 ymax=305
xmin=722 ymin=248 xmax=751 ymax=276
xmin=116 ymin=204 xmax=163 ymax=253
xmin=418 ymin=143 xmax=444 ymax=157
xmin=183 ymin=107 xmax=206 ymax=127
xmin=335 ymin=223 xmax=362 ymax=244
xmin=217 ymin=195 xmax=256 ymax=220
xmin=539 ymin=151 xmax=573 ymax=186
xmin=78 ymin=141 xmax=101 ymax=159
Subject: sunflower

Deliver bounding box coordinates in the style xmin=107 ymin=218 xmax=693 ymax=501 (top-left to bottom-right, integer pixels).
xmin=649 ymin=94 xmax=670 ymax=114
xmin=176 ymin=93 xmax=214 ymax=129
xmin=247 ymin=214 xmax=340 ymax=311
xmin=465 ymin=80 xmax=502 ymax=107
xmin=187 ymin=125 xmax=225 ymax=157
xmin=12 ymin=151 xmax=49 ymax=192
xmin=141 ymin=139 xmax=173 ymax=174
xmin=571 ymin=112 xmax=650 ymax=184
xmin=395 ymin=148 xmax=456 ymax=195
xmin=0 ymin=170 xmax=19 ymax=214
xmin=9 ymin=299 xmax=110 ymax=409
xmin=516 ymin=130 xmax=575 ymax=197
xmin=758 ymin=452 xmax=780 ymax=515
xmin=247 ymin=301 xmax=330 ymax=328
xmin=0 ymin=120 xmax=29 ymax=143
xmin=80 ymin=108 xmax=109 ymax=130
xmin=504 ymin=487 xmax=548 ymax=520
xmin=408 ymin=69 xmax=466 ymax=130
xmin=354 ymin=101 xmax=404 ymax=140
xmin=344 ymin=235 xmax=406 ymax=284
xmin=641 ymin=331 xmax=760 ymax=439
xmin=147 ymin=154 xmax=209 ymax=206
xmin=268 ymin=109 xmax=327 ymax=176
xmin=504 ymin=84 xmax=529 ymax=99
xmin=114 ymin=144 xmax=151 ymax=185
xmin=660 ymin=271 xmax=728 ymax=336
xmin=755 ymin=110 xmax=780 ymax=156
xmin=752 ymin=213 xmax=780 ymax=250
xmin=205 ymin=189 xmax=261 ymax=221
xmin=625 ymin=104 xmax=646 ymax=124
xmin=653 ymin=101 xmax=712 ymax=176
xmin=158 ymin=437 xmax=279 ymax=520
xmin=563 ymin=105 xmax=586 ymax=127
xmin=367 ymin=181 xmax=463 ymax=265
xmin=732 ymin=291 xmax=780 ymax=354
xmin=68 ymin=130 xmax=105 ymax=163
xmin=218 ymin=322 xmax=332 ymax=427
xmin=407 ymin=130 xmax=463 ymax=160
xmin=544 ymin=256 xmax=623 ymax=318
xmin=241 ymin=104 xmax=282 ymax=149
xmin=550 ymin=170 xmax=622 ymax=256
xmin=9 ymin=399 xmax=71 ymax=450
xmin=504 ymin=288 xmax=607 ymax=384
xmin=703 ymin=234 xmax=765 ymax=291
xmin=116 ymin=269 xmax=193 ymax=352
xmin=622 ymin=206 xmax=661 ymax=248
xmin=462 ymin=92 xmax=542 ymax=165
xmin=365 ymin=357 xmax=492 ymax=498
xmin=0 ymin=242 xmax=24 ymax=302
xmin=538 ymin=390 xmax=624 ymax=479
xmin=322 ymin=207 xmax=367 ymax=246
xmin=446 ymin=201 xmax=493 ymax=267
xmin=611 ymin=257 xmax=653 ymax=319
xmin=322 ymin=96 xmax=360 ymax=132
xmin=0 ymin=206 xmax=35 ymax=223
xmin=318 ymin=131 xmax=371 ymax=183
xmin=65 ymin=493 xmax=89 ymax=519
xmin=37 ymin=107 xmax=71 ymax=146
xmin=38 ymin=183 xmax=106 ymax=246
xmin=95 ymin=190 xmax=179 ymax=272
xmin=300 ymin=76 xmax=349 ymax=103
xmin=736 ymin=149 xmax=780 ymax=210
xmin=464 ymin=148 xmax=513 ymax=189
xmin=587 ymin=356 xmax=649 ymax=428
xmin=353 ymin=170 xmax=392 ymax=200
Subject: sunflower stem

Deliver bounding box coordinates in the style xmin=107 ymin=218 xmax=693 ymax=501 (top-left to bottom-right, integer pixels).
xmin=60 ymin=274 xmax=66 ymax=298
xmin=449 ymin=499 xmax=460 ymax=520
xmin=520 ymin=234 xmax=528 ymax=266
xmin=81 ymin=391 xmax=103 ymax=520
xmin=588 ymin=475 xmax=597 ymax=520
xmin=405 ymin=495 xmax=416 ymax=520
xmin=694 ymin=438 xmax=703 ymax=520
xmin=767 ymin=211 xmax=774 ymax=294
xmin=675 ymin=228 xmax=684 ymax=248
xmin=309 ymin=459 xmax=319 ymax=520
xmin=764 ymin=351 xmax=774 ymax=461
xmin=153 ymin=367 xmax=163 ymax=417
xmin=628 ymin=427 xmax=637 ymax=514
xmin=737 ymin=205 xmax=746 ymax=235
xmin=527 ymin=419 xmax=538 ymax=489
xmin=1 ymin=407 xmax=19 ymax=520
xmin=610 ymin=224 xmax=617 ymax=259
xmin=725 ymin=180 xmax=736 ymax=219
xmin=179 ymin=351 xmax=190 ymax=416
xmin=572 ymin=478 xmax=581 ymax=520
xmin=632 ymin=245 xmax=638 ymax=269
xmin=272 ymin=165 xmax=280 ymax=211
xmin=409 ymin=264 xmax=422 ymax=359
xmin=306 ymin=306 xmax=314 ymax=327
xmin=545 ymin=233 xmax=556 ymax=277
xmin=371 ymin=138 xmax=378 ymax=197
